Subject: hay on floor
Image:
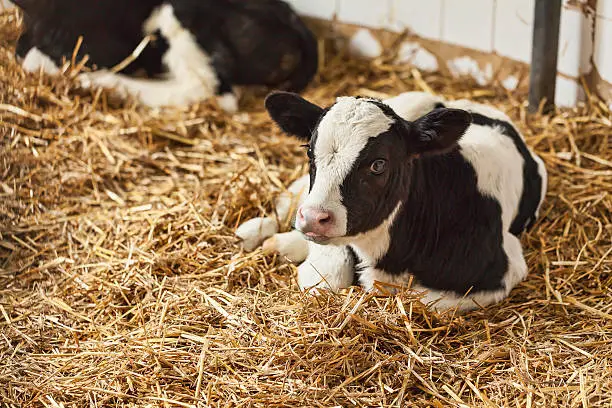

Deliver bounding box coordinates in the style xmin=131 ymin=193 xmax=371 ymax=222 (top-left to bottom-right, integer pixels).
xmin=1 ymin=8 xmax=611 ymax=408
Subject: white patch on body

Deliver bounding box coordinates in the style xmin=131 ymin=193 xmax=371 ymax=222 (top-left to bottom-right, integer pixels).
xmin=447 ymin=98 xmax=546 ymax=229
xmin=143 ymin=3 xmax=218 ymax=93
xmin=533 ymin=153 xmax=548 ymax=219
xmin=304 ymin=97 xmax=394 ymax=237
xmin=298 ymin=242 xmax=354 ymax=291
xmin=347 ymin=203 xmax=401 ymax=290
xmin=263 ymin=230 xmax=309 ymax=262
xmin=21 ymin=47 xmax=60 ymax=75
xmin=445 ymin=99 xmax=513 ymax=123
xmin=348 ymin=29 xmax=383 ymax=59
xmin=383 ymin=92 xmax=444 ymax=121
xmin=458 ymin=124 xmax=525 ymax=230
xmin=235 ymin=217 xmax=278 ymax=251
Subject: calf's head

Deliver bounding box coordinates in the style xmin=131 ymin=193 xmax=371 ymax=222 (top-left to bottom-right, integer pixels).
xmin=265 ymin=92 xmax=472 ymax=245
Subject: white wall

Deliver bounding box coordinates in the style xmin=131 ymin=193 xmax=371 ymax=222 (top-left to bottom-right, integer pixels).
xmin=594 ymin=1 xmax=612 ymax=86
xmin=287 ymin=0 xmax=603 ymax=107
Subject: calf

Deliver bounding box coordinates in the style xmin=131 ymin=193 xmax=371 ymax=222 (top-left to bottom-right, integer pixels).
xmin=13 ymin=0 xmax=318 ymax=111
xmin=239 ymin=91 xmax=547 ymax=311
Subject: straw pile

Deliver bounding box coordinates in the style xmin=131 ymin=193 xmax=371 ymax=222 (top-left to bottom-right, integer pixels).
xmin=1 ymin=9 xmax=611 ymax=408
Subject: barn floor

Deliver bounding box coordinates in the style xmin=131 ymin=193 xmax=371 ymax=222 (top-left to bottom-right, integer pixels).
xmin=1 ymin=10 xmax=611 ymax=408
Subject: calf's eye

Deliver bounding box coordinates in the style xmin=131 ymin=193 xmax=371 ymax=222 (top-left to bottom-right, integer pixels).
xmin=369 ymin=159 xmax=387 ymax=175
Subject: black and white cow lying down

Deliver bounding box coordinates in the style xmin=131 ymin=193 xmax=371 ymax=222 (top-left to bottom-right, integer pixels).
xmin=13 ymin=0 xmax=318 ymax=112
xmin=236 ymin=91 xmax=548 ymax=311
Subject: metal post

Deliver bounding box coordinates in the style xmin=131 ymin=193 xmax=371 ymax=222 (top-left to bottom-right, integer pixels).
xmin=528 ymin=0 xmax=562 ymax=114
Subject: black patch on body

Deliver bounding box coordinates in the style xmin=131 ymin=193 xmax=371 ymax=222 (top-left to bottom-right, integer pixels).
xmin=374 ymin=149 xmax=508 ymax=293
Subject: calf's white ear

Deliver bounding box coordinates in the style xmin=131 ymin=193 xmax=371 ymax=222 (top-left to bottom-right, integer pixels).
xmin=265 ymin=91 xmax=324 ymax=141
xmin=409 ymin=108 xmax=472 ymax=155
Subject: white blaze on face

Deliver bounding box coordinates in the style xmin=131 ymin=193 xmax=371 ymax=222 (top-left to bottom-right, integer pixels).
xmin=302 ymin=97 xmax=394 ymax=237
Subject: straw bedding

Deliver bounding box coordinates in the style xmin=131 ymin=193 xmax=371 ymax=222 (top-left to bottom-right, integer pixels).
xmin=1 ymin=9 xmax=611 ymax=408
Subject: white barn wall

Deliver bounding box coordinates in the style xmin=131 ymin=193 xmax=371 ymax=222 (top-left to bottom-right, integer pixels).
xmin=441 ymin=0 xmax=496 ymax=53
xmin=286 ymin=0 xmax=608 ymax=108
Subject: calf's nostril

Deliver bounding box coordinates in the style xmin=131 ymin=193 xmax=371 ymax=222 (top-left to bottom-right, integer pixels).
xmin=317 ymin=213 xmax=332 ymax=225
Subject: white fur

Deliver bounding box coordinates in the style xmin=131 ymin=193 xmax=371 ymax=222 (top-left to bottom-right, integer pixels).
xmin=384 ymin=92 xmax=443 ymax=121
xmin=263 ymin=230 xmax=309 ymax=262
xmin=446 ymin=98 xmax=548 ymax=230
xmin=347 ymin=203 xmax=402 ymax=290
xmin=446 ymin=99 xmax=513 ymax=125
xmin=459 ymin=125 xmax=525 ymax=230
xmin=143 ymin=3 xmax=218 ymax=90
xmin=21 ymin=47 xmax=60 ymax=75
xmin=297 ymin=242 xmax=354 ymax=291
xmin=533 ymin=154 xmax=548 ymax=220
xmin=235 ymin=217 xmax=278 ymax=251
xmin=298 ymin=97 xmax=395 ymax=237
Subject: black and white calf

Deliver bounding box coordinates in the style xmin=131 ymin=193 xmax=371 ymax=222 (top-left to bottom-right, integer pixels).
xmin=14 ymin=0 xmax=318 ymax=111
xmin=237 ymin=91 xmax=547 ymax=311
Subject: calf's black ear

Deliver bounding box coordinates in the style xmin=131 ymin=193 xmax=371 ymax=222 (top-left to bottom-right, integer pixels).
xmin=408 ymin=108 xmax=472 ymax=155
xmin=265 ymin=91 xmax=324 ymax=141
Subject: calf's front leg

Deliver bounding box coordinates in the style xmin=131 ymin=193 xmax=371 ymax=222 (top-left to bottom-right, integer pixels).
xmin=297 ymin=243 xmax=355 ymax=291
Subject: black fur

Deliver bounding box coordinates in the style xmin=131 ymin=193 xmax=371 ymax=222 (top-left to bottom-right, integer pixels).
xmin=371 ymin=147 xmax=508 ymax=293
xmin=265 ymin=91 xmax=325 ymax=140
xmin=347 ymin=246 xmax=361 ymax=286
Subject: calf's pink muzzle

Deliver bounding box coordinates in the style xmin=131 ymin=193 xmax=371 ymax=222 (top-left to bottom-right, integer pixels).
xmin=296 ymin=206 xmax=334 ymax=239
